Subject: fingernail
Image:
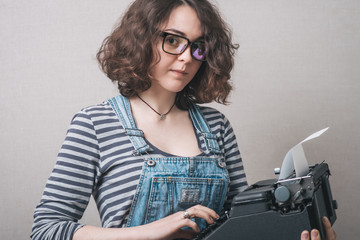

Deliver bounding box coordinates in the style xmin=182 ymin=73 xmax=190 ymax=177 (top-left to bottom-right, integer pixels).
xmin=301 ymin=231 xmax=309 ymax=238
xmin=311 ymin=230 xmax=319 ymax=238
xmin=322 ymin=216 xmax=328 ymax=224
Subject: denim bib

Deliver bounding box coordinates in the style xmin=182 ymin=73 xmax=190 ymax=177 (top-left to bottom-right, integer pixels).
xmin=108 ymin=95 xmax=229 ymax=230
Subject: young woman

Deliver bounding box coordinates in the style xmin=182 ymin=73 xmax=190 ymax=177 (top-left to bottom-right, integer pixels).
xmin=31 ymin=0 xmax=336 ymax=240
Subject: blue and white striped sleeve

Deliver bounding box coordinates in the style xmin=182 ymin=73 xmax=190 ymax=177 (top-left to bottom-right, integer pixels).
xmin=31 ymin=110 xmax=100 ymax=240
xmin=222 ymin=115 xmax=248 ymax=205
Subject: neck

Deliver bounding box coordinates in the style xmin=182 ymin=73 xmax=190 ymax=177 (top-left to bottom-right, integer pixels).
xmin=137 ymin=90 xmax=177 ymax=114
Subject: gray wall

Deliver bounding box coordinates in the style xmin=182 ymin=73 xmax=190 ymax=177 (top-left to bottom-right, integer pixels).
xmin=1 ymin=0 xmax=359 ymax=239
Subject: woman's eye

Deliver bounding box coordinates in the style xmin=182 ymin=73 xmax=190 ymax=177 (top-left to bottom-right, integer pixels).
xmin=166 ymin=37 xmax=179 ymax=46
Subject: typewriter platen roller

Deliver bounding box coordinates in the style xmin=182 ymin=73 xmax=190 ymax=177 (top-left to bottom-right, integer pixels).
xmin=195 ymin=162 xmax=337 ymax=240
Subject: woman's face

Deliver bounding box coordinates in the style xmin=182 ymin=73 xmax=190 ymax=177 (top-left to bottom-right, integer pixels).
xmin=150 ymin=5 xmax=203 ymax=94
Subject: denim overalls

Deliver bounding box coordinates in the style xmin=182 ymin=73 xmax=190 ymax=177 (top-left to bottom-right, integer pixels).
xmin=108 ymin=95 xmax=230 ymax=230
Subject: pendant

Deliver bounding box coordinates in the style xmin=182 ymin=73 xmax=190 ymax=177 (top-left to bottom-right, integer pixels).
xmin=160 ymin=114 xmax=166 ymax=120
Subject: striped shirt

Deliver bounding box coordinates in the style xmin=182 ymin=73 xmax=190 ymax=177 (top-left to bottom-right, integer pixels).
xmin=31 ymin=100 xmax=247 ymax=240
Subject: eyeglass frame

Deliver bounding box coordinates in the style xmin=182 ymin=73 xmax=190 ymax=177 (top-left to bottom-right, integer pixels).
xmin=160 ymin=32 xmax=207 ymax=61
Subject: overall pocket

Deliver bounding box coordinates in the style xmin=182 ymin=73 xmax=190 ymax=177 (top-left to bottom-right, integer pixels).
xmin=145 ymin=176 xmax=227 ymax=229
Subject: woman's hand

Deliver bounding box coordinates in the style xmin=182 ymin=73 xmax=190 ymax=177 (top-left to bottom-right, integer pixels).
xmin=300 ymin=217 xmax=337 ymax=240
xmin=73 ymin=205 xmax=218 ymax=240
xmin=138 ymin=204 xmax=219 ymax=240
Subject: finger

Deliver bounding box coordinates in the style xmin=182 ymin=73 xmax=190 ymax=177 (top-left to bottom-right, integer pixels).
xmin=175 ymin=229 xmax=198 ymax=240
xmin=187 ymin=205 xmax=219 ymax=224
xmin=322 ymin=217 xmax=336 ymax=240
xmin=192 ymin=204 xmax=219 ymax=216
xmin=311 ymin=229 xmax=321 ymax=240
xmin=301 ymin=230 xmax=310 ymax=240
xmin=181 ymin=218 xmax=200 ymax=233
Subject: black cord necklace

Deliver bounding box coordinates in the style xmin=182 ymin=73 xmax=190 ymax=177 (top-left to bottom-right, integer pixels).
xmin=137 ymin=95 xmax=175 ymax=120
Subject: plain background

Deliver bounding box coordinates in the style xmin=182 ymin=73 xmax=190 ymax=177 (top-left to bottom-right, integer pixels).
xmin=1 ymin=0 xmax=359 ymax=239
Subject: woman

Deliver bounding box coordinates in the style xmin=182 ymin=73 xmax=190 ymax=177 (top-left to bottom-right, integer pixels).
xmin=31 ymin=0 xmax=336 ymax=239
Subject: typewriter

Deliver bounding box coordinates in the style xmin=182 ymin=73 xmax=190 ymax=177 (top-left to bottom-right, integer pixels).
xmin=194 ymin=162 xmax=337 ymax=240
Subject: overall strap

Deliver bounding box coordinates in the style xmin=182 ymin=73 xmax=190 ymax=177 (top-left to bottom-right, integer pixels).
xmin=189 ymin=104 xmax=221 ymax=155
xmin=108 ymin=95 xmax=151 ymax=156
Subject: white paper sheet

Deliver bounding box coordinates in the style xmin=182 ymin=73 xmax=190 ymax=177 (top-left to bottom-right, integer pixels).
xmin=278 ymin=127 xmax=329 ymax=180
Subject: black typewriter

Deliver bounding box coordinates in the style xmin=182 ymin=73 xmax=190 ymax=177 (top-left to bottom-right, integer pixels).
xmin=194 ymin=162 xmax=337 ymax=240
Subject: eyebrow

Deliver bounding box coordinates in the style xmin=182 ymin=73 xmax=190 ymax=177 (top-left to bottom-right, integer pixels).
xmin=164 ymin=28 xmax=204 ymax=41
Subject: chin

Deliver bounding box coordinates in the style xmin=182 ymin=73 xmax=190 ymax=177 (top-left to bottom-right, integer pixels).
xmin=165 ymin=86 xmax=187 ymax=94
xmin=159 ymin=81 xmax=190 ymax=93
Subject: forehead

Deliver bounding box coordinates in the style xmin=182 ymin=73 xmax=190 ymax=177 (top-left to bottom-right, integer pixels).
xmin=162 ymin=5 xmax=202 ymax=40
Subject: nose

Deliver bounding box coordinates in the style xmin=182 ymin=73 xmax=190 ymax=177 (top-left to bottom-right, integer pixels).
xmin=177 ymin=45 xmax=193 ymax=63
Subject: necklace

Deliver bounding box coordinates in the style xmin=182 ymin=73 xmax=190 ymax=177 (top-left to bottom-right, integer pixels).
xmin=137 ymin=95 xmax=175 ymax=120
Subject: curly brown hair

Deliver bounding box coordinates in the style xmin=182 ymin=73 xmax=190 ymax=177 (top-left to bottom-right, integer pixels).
xmin=97 ymin=0 xmax=238 ymax=109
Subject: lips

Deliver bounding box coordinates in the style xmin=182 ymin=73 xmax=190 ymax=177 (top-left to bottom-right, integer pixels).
xmin=171 ymin=69 xmax=188 ymax=77
xmin=172 ymin=69 xmax=187 ymax=74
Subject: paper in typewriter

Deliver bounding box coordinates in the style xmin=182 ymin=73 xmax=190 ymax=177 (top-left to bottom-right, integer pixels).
xmin=279 ymin=127 xmax=329 ymax=180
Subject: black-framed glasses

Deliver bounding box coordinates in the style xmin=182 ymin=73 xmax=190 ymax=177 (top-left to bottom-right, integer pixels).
xmin=161 ymin=32 xmax=207 ymax=61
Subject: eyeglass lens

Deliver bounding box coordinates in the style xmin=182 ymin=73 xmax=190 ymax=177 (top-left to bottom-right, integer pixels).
xmin=162 ymin=33 xmax=206 ymax=61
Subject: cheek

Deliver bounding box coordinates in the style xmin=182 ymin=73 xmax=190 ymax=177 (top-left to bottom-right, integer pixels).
xmin=150 ymin=50 xmax=169 ymax=76
xmin=151 ymin=47 xmax=161 ymax=67
xmin=151 ymin=55 xmax=172 ymax=77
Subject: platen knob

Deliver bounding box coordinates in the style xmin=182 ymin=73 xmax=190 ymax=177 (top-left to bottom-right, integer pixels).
xmin=274 ymin=185 xmax=290 ymax=203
